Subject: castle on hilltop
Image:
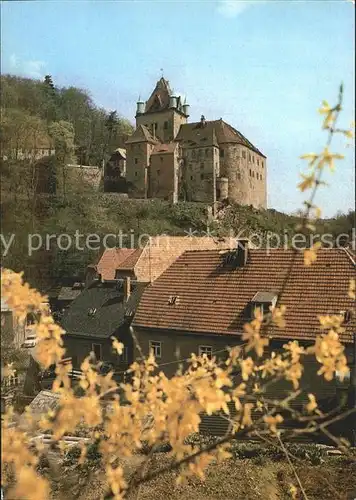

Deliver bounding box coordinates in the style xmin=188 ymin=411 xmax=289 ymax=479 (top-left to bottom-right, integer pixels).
xmin=124 ymin=77 xmax=267 ymax=208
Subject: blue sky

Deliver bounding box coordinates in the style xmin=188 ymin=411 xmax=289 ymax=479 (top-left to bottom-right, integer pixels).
xmin=1 ymin=0 xmax=355 ymax=216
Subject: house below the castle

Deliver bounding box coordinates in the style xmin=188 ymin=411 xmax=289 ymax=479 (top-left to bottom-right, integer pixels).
xmin=123 ymin=77 xmax=267 ymax=209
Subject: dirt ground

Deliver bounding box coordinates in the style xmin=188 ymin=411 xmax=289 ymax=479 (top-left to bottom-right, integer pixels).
xmin=42 ymin=452 xmax=356 ymax=500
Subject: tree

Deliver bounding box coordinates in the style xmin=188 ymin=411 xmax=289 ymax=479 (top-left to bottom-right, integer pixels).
xmin=48 ymin=120 xmax=75 ymax=198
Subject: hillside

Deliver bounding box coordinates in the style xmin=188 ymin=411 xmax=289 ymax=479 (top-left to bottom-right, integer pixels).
xmin=1 ymin=191 xmax=354 ymax=292
xmin=0 ymin=74 xmax=133 ymax=166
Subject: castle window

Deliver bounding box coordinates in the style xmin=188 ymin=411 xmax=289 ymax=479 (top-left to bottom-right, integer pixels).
xmin=242 ymin=150 xmax=246 ymax=159
xmin=220 ymin=149 xmax=224 ymax=158
xmin=164 ymin=121 xmax=168 ymax=130
xmin=134 ymin=158 xmax=138 ymax=164
xmin=261 ymin=161 xmax=264 ymax=168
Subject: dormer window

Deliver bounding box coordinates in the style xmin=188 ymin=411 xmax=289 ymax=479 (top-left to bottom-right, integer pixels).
xmin=250 ymin=292 xmax=278 ymax=318
xmin=88 ymin=307 xmax=97 ymax=316
xmin=168 ymin=295 xmax=179 ymax=305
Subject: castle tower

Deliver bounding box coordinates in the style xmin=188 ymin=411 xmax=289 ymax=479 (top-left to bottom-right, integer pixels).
xmin=136 ymin=77 xmax=189 ymax=143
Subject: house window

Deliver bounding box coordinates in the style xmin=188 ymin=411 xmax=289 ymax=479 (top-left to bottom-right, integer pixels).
xmin=164 ymin=121 xmax=168 ymax=130
xmin=257 ymin=159 xmax=259 ymax=166
xmin=253 ymin=156 xmax=255 ymax=163
xmin=220 ymin=149 xmax=224 ymax=158
xmin=26 ymin=313 xmax=37 ymax=326
xmin=92 ymin=343 xmax=102 ymax=361
xmin=261 ymin=161 xmax=264 ymax=168
xmin=242 ymin=150 xmax=246 ymax=159
xmin=149 ymin=340 xmax=161 ymax=358
xmin=119 ymin=347 xmax=128 ymax=362
xmin=249 ymin=153 xmax=251 ymax=162
xmin=249 ymin=169 xmax=252 ymax=176
xmin=199 ymin=345 xmax=213 ymax=359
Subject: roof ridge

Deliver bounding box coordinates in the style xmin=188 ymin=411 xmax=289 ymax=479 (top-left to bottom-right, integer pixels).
xmin=339 ymin=247 xmax=356 ymax=267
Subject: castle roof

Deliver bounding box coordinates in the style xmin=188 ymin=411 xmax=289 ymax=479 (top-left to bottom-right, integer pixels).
xmin=175 ymin=119 xmax=265 ymax=157
xmin=125 ymin=124 xmax=159 ymax=144
xmin=145 ymin=77 xmax=172 ymax=113
xmin=151 ymin=143 xmax=178 ymax=155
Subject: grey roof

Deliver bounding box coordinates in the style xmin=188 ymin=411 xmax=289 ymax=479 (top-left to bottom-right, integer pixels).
xmin=27 ymin=390 xmax=60 ymax=414
xmin=57 ymin=286 xmax=83 ymax=302
xmin=60 ymin=280 xmax=147 ymax=338
xmin=251 ymin=291 xmax=278 ymax=303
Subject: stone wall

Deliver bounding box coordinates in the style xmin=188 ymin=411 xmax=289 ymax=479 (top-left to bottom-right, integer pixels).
xmin=56 ymin=165 xmax=102 ymax=194
xmin=125 ymin=143 xmax=151 ymax=198
xmin=136 ymin=109 xmax=187 ymax=143
xmin=181 ymin=145 xmax=219 ymax=203
xmin=220 ymin=144 xmax=266 ymax=208
xmin=149 ymin=152 xmax=177 ymax=201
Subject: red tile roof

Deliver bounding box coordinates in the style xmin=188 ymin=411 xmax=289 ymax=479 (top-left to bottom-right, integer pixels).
xmin=92 ymin=248 xmax=138 ymax=281
xmin=117 ymin=249 xmax=143 ymax=271
xmin=133 ymin=248 xmax=356 ymax=343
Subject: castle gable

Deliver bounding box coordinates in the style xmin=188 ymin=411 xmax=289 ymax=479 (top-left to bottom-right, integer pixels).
xmin=125 ymin=124 xmax=158 ymax=144
xmin=145 ymin=77 xmax=172 ymax=114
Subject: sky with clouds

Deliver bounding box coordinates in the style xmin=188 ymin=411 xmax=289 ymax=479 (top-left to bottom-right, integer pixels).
xmin=1 ymin=0 xmax=355 ymax=216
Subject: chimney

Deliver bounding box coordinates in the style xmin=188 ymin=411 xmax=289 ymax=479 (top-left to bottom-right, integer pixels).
xmin=236 ymin=238 xmax=249 ymax=267
xmin=123 ymin=276 xmax=131 ymax=301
